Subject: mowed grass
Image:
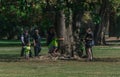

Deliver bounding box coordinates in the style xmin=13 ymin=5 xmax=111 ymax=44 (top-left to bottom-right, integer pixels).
xmin=0 ymin=46 xmax=120 ymax=77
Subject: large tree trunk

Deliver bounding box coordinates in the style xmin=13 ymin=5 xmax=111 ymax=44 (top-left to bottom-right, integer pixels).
xmin=109 ymin=11 xmax=117 ymax=37
xmin=94 ymin=0 xmax=110 ymax=45
xmin=54 ymin=10 xmax=76 ymax=56
xmin=65 ymin=10 xmax=74 ymax=57
xmin=55 ymin=10 xmax=68 ymax=55
xmin=72 ymin=10 xmax=84 ymax=57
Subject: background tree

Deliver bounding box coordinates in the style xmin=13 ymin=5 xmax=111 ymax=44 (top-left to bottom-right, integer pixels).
xmin=0 ymin=0 xmax=120 ymax=56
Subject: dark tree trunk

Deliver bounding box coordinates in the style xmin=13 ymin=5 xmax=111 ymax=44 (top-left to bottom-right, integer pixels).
xmin=109 ymin=11 xmax=117 ymax=37
xmin=54 ymin=9 xmax=77 ymax=57
xmin=72 ymin=10 xmax=84 ymax=57
xmin=65 ymin=10 xmax=74 ymax=57
xmin=55 ymin=10 xmax=67 ymax=55
xmin=94 ymin=0 xmax=110 ymax=45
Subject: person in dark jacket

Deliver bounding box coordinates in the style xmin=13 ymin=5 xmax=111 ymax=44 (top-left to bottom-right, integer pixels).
xmin=33 ymin=29 xmax=41 ymax=57
xmin=20 ymin=30 xmax=32 ymax=57
xmin=46 ymin=27 xmax=56 ymax=46
xmin=85 ymin=28 xmax=94 ymax=61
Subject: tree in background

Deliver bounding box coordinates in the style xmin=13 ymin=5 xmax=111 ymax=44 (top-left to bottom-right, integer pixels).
xmin=0 ymin=0 xmax=120 ymax=56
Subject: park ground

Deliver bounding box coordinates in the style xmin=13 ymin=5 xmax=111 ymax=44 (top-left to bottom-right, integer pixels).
xmin=0 ymin=38 xmax=120 ymax=77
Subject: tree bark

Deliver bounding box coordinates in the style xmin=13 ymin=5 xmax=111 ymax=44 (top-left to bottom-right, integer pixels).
xmin=55 ymin=10 xmax=67 ymax=55
xmin=94 ymin=0 xmax=110 ymax=45
xmin=65 ymin=10 xmax=74 ymax=57
xmin=72 ymin=10 xmax=84 ymax=57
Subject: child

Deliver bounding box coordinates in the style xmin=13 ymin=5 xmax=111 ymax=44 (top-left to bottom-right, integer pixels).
xmin=48 ymin=38 xmax=58 ymax=57
xmin=24 ymin=43 xmax=31 ymax=60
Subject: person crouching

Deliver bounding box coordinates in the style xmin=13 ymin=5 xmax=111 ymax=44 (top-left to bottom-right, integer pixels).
xmin=48 ymin=38 xmax=58 ymax=57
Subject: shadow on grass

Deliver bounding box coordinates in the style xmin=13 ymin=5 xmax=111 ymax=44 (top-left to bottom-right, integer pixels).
xmin=93 ymin=57 xmax=120 ymax=62
xmin=0 ymin=54 xmax=22 ymax=62
xmin=0 ymin=54 xmax=120 ymax=62
xmin=59 ymin=57 xmax=120 ymax=62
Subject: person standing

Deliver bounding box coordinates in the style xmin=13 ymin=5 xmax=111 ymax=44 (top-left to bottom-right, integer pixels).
xmin=20 ymin=30 xmax=32 ymax=57
xmin=33 ymin=29 xmax=41 ymax=57
xmin=46 ymin=27 xmax=56 ymax=46
xmin=85 ymin=28 xmax=94 ymax=61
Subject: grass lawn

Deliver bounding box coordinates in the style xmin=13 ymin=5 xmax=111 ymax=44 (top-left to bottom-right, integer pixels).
xmin=0 ymin=46 xmax=120 ymax=77
xmin=0 ymin=39 xmax=46 ymax=46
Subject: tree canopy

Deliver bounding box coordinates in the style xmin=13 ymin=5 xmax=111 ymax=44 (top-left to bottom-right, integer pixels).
xmin=0 ymin=0 xmax=120 ymax=40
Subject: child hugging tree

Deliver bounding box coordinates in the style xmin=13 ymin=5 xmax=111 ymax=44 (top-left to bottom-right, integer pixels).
xmin=48 ymin=38 xmax=58 ymax=57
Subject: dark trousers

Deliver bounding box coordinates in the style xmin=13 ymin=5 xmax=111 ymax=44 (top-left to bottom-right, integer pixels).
xmin=21 ymin=47 xmax=32 ymax=57
xmin=34 ymin=45 xmax=41 ymax=57
xmin=85 ymin=46 xmax=93 ymax=57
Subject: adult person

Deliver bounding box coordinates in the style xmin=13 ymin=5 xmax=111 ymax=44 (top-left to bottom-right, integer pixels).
xmin=85 ymin=28 xmax=94 ymax=61
xmin=20 ymin=30 xmax=32 ymax=57
xmin=33 ymin=29 xmax=41 ymax=57
xmin=46 ymin=27 xmax=56 ymax=46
